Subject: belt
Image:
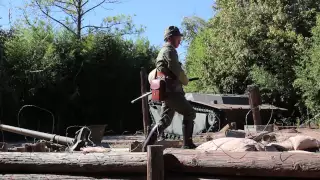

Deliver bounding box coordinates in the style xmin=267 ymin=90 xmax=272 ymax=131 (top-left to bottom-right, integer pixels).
xmin=156 ymin=71 xmax=176 ymax=80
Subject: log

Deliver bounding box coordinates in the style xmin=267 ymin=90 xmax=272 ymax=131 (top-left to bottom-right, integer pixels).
xmin=0 ymin=174 xmax=145 ymax=180
xmin=247 ymin=85 xmax=262 ymax=125
xmin=0 ymin=174 xmax=298 ymax=180
xmin=0 ymin=152 xmax=147 ymax=174
xmin=163 ymin=149 xmax=320 ymax=178
xmin=147 ymin=145 xmax=164 ymax=180
xmin=140 ymin=67 xmax=151 ymax=137
xmin=0 ymin=150 xmax=320 ymax=178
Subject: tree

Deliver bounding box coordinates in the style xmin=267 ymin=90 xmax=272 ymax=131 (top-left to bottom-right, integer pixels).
xmin=22 ymin=0 xmax=144 ymax=40
xmin=184 ymin=0 xmax=320 ymax=121
xmin=294 ymin=14 xmax=320 ymax=120
xmin=181 ymin=15 xmax=207 ymax=47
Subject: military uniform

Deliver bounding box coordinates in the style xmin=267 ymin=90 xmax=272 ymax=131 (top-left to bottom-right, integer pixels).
xmin=143 ymin=26 xmax=197 ymax=151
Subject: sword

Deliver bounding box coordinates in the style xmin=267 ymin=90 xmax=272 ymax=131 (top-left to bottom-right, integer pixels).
xmin=131 ymin=91 xmax=152 ymax=104
xmin=131 ymin=77 xmax=199 ymax=104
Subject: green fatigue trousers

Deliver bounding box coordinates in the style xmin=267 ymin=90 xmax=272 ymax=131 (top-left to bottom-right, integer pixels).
xmin=159 ymin=92 xmax=196 ymax=128
xmin=142 ymin=91 xmax=197 ymax=151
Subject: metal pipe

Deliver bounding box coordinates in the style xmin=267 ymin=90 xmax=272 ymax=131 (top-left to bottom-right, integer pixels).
xmin=0 ymin=124 xmax=74 ymax=146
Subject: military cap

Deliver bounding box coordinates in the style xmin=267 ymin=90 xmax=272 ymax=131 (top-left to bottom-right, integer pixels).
xmin=164 ymin=26 xmax=183 ymax=41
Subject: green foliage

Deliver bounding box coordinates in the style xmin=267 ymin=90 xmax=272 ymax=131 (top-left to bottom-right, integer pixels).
xmin=184 ymin=0 xmax=320 ymax=120
xmin=0 ymin=16 xmax=158 ymax=136
xmin=5 ymin=0 xmax=320 ymax=136
xmin=5 ymin=21 xmax=61 ymax=94
xmin=294 ymin=14 xmax=320 ymax=116
xmin=181 ymin=16 xmax=207 ymax=46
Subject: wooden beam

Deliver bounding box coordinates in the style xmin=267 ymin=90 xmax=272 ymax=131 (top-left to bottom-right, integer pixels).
xmin=140 ymin=67 xmax=151 ymax=137
xmin=147 ymin=145 xmax=164 ymax=180
xmin=247 ymin=85 xmax=262 ymax=125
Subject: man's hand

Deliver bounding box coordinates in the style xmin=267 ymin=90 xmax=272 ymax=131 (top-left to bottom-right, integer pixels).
xmin=179 ymin=70 xmax=189 ymax=85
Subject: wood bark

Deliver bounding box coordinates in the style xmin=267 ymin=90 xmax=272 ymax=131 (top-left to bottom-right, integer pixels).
xmin=147 ymin=145 xmax=164 ymax=180
xmin=140 ymin=67 xmax=151 ymax=137
xmin=0 ymin=174 xmax=146 ymax=180
xmin=163 ymin=149 xmax=320 ymax=178
xmin=247 ymin=85 xmax=262 ymax=125
xmin=0 ymin=152 xmax=147 ymax=174
xmin=0 ymin=174 xmax=297 ymax=180
xmin=0 ymin=150 xmax=319 ymax=178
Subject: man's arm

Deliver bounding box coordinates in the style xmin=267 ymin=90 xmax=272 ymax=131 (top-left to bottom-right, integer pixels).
xmin=164 ymin=48 xmax=189 ymax=85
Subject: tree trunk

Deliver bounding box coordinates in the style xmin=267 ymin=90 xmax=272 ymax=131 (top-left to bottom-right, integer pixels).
xmin=76 ymin=0 xmax=82 ymax=40
xmin=163 ymin=149 xmax=320 ymax=178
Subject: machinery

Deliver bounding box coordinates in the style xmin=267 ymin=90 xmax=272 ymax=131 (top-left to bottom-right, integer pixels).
xmin=130 ymin=70 xmax=287 ymax=140
xmin=148 ymin=93 xmax=287 ymax=139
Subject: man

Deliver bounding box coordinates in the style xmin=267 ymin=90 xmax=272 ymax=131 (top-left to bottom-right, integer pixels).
xmin=142 ymin=26 xmax=197 ymax=152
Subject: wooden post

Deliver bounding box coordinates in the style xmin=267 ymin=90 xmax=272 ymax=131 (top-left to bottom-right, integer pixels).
xmin=147 ymin=145 xmax=164 ymax=180
xmin=140 ymin=67 xmax=151 ymax=137
xmin=247 ymin=85 xmax=262 ymax=125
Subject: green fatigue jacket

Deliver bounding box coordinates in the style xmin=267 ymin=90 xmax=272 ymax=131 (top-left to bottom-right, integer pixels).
xmin=153 ymin=42 xmax=189 ymax=93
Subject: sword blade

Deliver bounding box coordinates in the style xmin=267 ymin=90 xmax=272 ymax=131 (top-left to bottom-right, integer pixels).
xmin=131 ymin=91 xmax=152 ymax=104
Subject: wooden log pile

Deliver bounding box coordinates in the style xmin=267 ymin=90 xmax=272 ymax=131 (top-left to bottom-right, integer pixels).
xmin=0 ymin=146 xmax=319 ymax=179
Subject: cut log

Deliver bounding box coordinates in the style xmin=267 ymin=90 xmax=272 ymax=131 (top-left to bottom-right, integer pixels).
xmin=140 ymin=67 xmax=151 ymax=137
xmin=247 ymin=85 xmax=262 ymax=125
xmin=163 ymin=149 xmax=320 ymax=178
xmin=0 ymin=174 xmax=145 ymax=180
xmin=0 ymin=149 xmax=320 ymax=178
xmin=0 ymin=174 xmax=304 ymax=180
xmin=147 ymin=145 xmax=164 ymax=180
xmin=166 ymin=174 xmax=311 ymax=180
xmin=0 ymin=152 xmax=147 ymax=174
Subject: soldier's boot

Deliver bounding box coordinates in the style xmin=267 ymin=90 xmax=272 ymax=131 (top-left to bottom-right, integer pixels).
xmin=142 ymin=123 xmax=165 ymax=152
xmin=181 ymin=121 xmax=197 ymax=149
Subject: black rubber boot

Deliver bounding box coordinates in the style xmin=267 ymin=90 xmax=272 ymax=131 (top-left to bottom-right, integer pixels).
xmin=142 ymin=123 xmax=165 ymax=152
xmin=181 ymin=121 xmax=197 ymax=149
